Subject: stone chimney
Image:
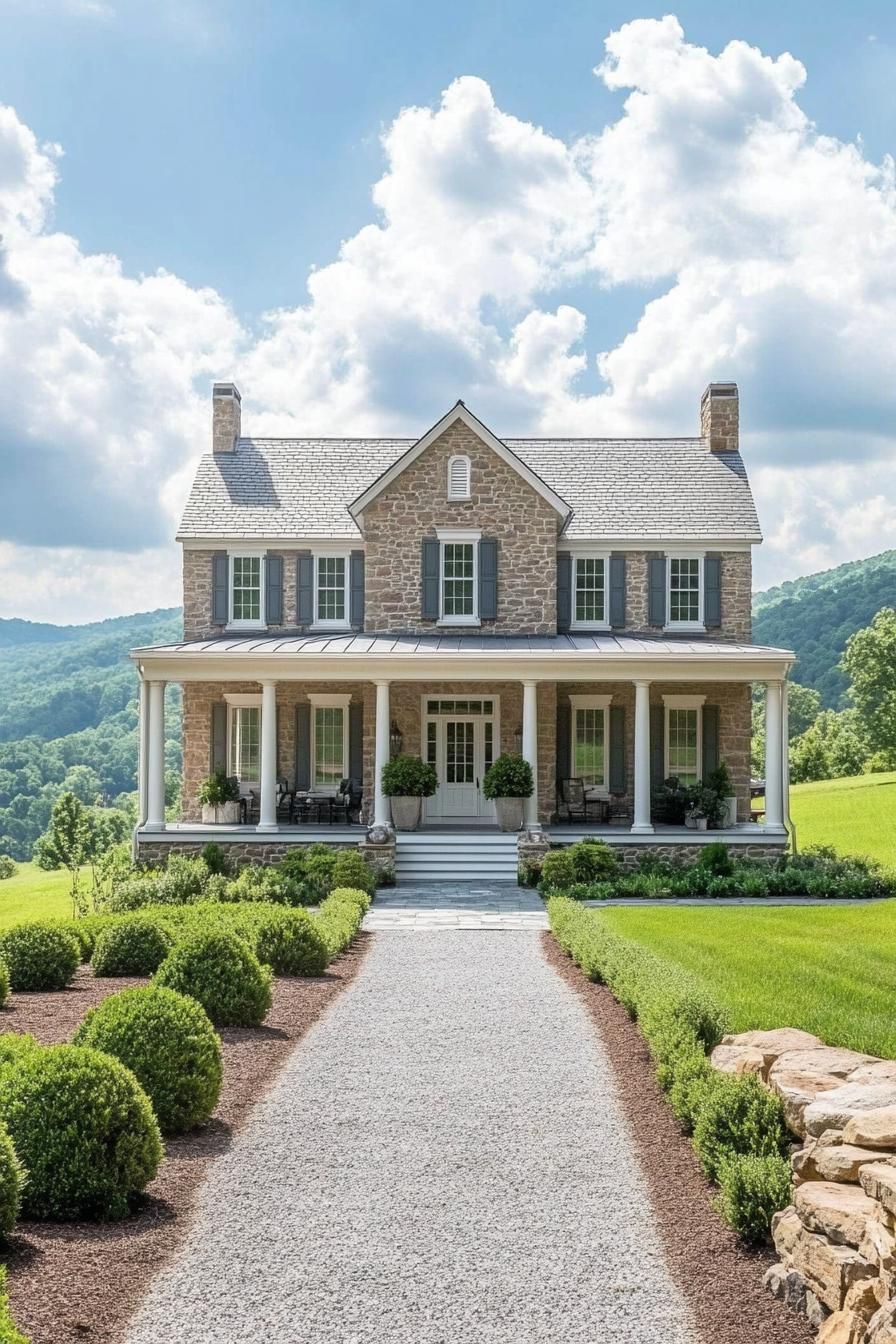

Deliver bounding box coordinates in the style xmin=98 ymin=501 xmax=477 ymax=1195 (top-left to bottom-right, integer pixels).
xmin=700 ymin=382 xmax=738 ymax=453
xmin=212 ymin=382 xmax=241 ymax=454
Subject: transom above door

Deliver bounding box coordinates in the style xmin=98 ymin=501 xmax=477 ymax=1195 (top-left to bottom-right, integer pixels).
xmin=422 ymin=697 xmax=499 ymax=823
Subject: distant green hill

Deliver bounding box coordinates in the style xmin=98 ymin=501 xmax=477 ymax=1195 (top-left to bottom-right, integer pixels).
xmin=753 ymin=551 xmax=896 ymax=706
xmin=0 ymin=609 xmax=182 ymax=861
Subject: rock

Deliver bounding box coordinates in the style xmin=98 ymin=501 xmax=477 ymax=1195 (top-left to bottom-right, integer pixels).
xmin=845 ymin=1108 xmax=896 ymax=1150
xmin=818 ymin=1309 xmax=868 ymax=1343
xmin=845 ymin=1276 xmax=887 ymax=1322
xmin=722 ymin=1028 xmax=825 ymax=1078
xmin=861 ymin=1164 xmax=896 ymax=1217
xmin=867 ymin=1300 xmax=896 ymax=1342
xmin=771 ymin=1047 xmax=880 ymax=1084
xmin=795 ymin=1182 xmax=878 ymax=1247
xmin=773 ymin=1206 xmax=803 ymax=1260
xmin=805 ymin=1085 xmax=896 ymax=1138
xmin=814 ymin=1142 xmax=891 ymax=1184
xmin=786 ymin=1222 xmax=876 ymax=1312
xmin=773 ymin=1070 xmax=849 ymax=1137
xmin=709 ymin=1043 xmax=765 ymax=1076
xmin=852 ymin=1062 xmax=896 ymax=1086
xmin=765 ymin=1261 xmax=811 ymax=1314
xmin=860 ymin=1220 xmax=896 ymax=1275
xmin=807 ymin=1289 xmax=832 ymax=1328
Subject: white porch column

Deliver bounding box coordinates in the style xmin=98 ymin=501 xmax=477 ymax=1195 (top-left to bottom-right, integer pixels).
xmin=137 ymin=676 xmax=149 ymax=826
xmin=631 ymin=679 xmax=654 ymax=834
xmin=257 ymin=679 xmax=279 ymax=831
xmin=374 ymin=680 xmax=391 ymax=827
xmin=764 ymin=679 xmax=786 ymax=833
xmin=522 ymin=680 xmax=539 ymax=827
xmin=145 ymin=680 xmax=167 ymax=832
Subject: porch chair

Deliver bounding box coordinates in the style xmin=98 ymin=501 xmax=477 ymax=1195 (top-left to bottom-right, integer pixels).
xmin=276 ymin=778 xmax=294 ymax=823
xmin=333 ymin=777 xmax=363 ymax=825
xmin=559 ymin=778 xmax=590 ymax=824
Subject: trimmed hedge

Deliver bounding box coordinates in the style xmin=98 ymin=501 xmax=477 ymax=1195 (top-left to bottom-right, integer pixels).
xmin=92 ymin=918 xmax=172 ymax=977
xmin=75 ymin=987 xmax=222 ymax=1134
xmin=0 ymin=923 xmax=80 ymax=991
xmin=317 ymin=887 xmax=371 ymax=958
xmin=0 ymin=1042 xmax=162 ymax=1220
xmin=0 ymin=1267 xmax=28 ymax=1344
xmin=0 ymin=1122 xmax=23 ymax=1239
xmin=0 ymin=963 xmax=8 ymax=1012
xmin=154 ymin=930 xmax=272 ymax=1027
xmin=252 ymin=909 xmax=329 ymax=977
xmin=548 ymin=898 xmax=791 ymax=1244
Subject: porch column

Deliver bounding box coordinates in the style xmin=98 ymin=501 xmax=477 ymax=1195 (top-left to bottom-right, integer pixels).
xmin=145 ymin=680 xmax=167 ymax=832
xmin=374 ymin=680 xmax=390 ymax=827
xmin=631 ymin=679 xmax=654 ymax=834
xmin=764 ymin=679 xmax=786 ymax=833
xmin=522 ymin=680 xmax=539 ymax=827
xmin=137 ymin=676 xmax=149 ymax=826
xmin=257 ymin=679 xmax=278 ymax=831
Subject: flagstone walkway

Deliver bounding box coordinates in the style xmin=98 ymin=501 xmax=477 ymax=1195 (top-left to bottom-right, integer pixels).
xmin=127 ymin=916 xmax=698 ymax=1343
xmin=362 ymin=881 xmax=549 ymax=930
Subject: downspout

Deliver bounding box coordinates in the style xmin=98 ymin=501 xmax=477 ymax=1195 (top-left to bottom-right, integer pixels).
xmin=132 ymin=666 xmax=149 ymax=863
xmin=783 ymin=676 xmax=796 ymax=856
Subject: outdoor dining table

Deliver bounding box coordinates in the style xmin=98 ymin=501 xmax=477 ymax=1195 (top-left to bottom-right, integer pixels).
xmin=292 ymin=792 xmax=336 ymax=824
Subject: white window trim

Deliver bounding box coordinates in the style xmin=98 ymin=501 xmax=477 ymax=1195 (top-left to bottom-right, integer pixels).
xmin=224 ymin=693 xmax=262 ymax=790
xmin=569 ymin=694 xmax=613 ymax=796
xmin=308 ymin=693 xmax=352 ymax=795
xmin=447 ymin=454 xmax=472 ymax=500
xmin=662 ymin=694 xmax=705 ymax=783
xmin=436 ymin=528 xmax=481 ymax=627
xmin=570 ymin=552 xmax=611 ymax=631
xmin=227 ymin=549 xmax=266 ymax=631
xmin=665 ymin=551 xmax=705 ymax=632
xmin=312 ymin=552 xmax=351 ymax=631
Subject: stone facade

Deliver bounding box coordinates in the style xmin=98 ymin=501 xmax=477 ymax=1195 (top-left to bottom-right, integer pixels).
xmin=183 ymin=547 xmax=297 ymax=642
xmin=137 ymin=839 xmax=360 ymax=866
xmin=621 ymin=548 xmax=752 ymax=644
xmin=359 ymin=422 xmax=560 ymax=635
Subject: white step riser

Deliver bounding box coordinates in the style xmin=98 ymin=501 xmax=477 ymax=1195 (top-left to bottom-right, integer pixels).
xmin=394 ymin=836 xmax=518 ymax=882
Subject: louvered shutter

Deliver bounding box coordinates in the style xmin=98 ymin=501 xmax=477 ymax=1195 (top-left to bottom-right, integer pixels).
xmin=265 ymin=553 xmax=283 ymax=625
xmin=704 ymin=555 xmax=722 ymax=628
xmin=556 ymin=552 xmax=572 ymax=633
xmin=648 ymin=556 xmax=667 ymax=627
xmin=556 ymin=699 xmax=571 ymax=786
xmin=479 ymin=539 xmax=498 ymax=620
xmin=349 ymin=701 xmax=363 ymax=782
xmin=609 ymin=554 xmax=626 ymax=628
xmin=212 ymin=552 xmax=229 ymax=625
xmin=649 ymin=704 xmax=665 ymax=792
xmin=211 ymin=702 xmax=227 ymax=773
xmin=297 ymin=551 xmax=313 ymax=626
xmin=295 ymin=703 xmax=311 ymax=790
xmin=702 ymin=705 xmax=720 ymax=779
xmin=350 ymin=551 xmax=365 ymax=630
xmin=609 ymin=706 xmax=626 ymax=794
xmin=421 ymin=539 xmax=440 ymax=620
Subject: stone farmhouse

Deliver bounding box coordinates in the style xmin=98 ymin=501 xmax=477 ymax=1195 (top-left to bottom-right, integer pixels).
xmin=131 ymin=382 xmax=794 ymax=880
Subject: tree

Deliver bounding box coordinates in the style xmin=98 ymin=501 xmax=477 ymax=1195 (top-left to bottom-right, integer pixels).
xmin=752 ymin=681 xmax=822 ymax=774
xmin=842 ymin=608 xmax=896 ymax=753
xmin=44 ymin=792 xmax=90 ymax=917
xmin=789 ymin=709 xmax=869 ymax=783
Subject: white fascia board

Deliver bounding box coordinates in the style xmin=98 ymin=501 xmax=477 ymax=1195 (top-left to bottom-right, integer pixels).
xmin=560 ymin=537 xmax=757 ymax=552
xmin=180 ymin=537 xmax=363 ymax=551
xmin=348 ymin=402 xmax=572 ymax=526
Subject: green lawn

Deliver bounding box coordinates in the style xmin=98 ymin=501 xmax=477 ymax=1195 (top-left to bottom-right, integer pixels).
xmin=787 ymin=771 xmax=896 ymax=867
xmin=0 ymin=864 xmax=78 ymax=929
xmin=602 ymin=901 xmax=896 ymax=1058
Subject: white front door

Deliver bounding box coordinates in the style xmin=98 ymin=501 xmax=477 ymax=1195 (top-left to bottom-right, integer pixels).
xmin=423 ymin=697 xmax=498 ymax=823
xmin=442 ymin=718 xmax=479 ymax=817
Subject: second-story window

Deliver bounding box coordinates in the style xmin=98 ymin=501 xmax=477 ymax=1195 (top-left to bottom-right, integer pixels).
xmin=573 ymin=556 xmax=608 ymax=627
xmin=230 ymin=554 xmax=264 ymax=626
xmin=315 ymin=555 xmax=348 ymax=625
xmin=667 ymin=555 xmax=703 ymax=627
xmin=442 ymin=542 xmax=476 ymax=620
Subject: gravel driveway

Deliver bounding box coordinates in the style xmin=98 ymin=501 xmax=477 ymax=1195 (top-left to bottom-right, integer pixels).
xmin=128 ymin=932 xmax=698 ymax=1343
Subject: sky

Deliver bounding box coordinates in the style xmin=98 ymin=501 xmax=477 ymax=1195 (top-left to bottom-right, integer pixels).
xmin=1 ymin=0 xmax=896 ymax=623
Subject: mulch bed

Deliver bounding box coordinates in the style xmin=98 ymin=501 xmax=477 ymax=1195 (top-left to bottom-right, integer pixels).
xmin=3 ymin=934 xmax=371 ymax=1344
xmin=542 ymin=932 xmax=813 ymax=1344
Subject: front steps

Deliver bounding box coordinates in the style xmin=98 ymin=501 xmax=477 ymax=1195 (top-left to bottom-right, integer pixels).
xmin=394 ymin=831 xmax=518 ymax=883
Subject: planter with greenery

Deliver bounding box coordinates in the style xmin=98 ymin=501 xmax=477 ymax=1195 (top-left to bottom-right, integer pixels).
xmin=482 ymin=754 xmax=534 ymax=832
xmin=381 ymin=756 xmax=438 ymax=831
xmin=198 ymin=770 xmax=242 ymax=825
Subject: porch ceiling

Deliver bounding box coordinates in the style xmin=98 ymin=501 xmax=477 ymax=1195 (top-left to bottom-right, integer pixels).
xmin=131 ymin=632 xmax=794 ymax=684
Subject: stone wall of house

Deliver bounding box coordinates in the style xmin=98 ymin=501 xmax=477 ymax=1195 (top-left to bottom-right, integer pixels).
xmin=362 ymin=421 xmax=560 ymax=635
xmin=183 ymin=548 xmax=297 ymax=641
xmin=714 ymin=1029 xmax=896 ymax=1343
xmin=137 ymin=838 xmax=360 ymax=866
xmin=619 ymin=549 xmax=752 ymax=644
xmin=549 ymin=840 xmax=786 ymax=868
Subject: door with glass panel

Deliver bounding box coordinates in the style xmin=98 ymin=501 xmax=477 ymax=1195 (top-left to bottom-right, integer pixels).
xmin=423 ymin=698 xmax=497 ymax=822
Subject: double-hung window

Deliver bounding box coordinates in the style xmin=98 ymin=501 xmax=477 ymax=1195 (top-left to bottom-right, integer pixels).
xmin=667 ymin=554 xmax=704 ymax=629
xmin=572 ymin=554 xmax=609 ymax=628
xmin=230 ymin=553 xmax=264 ymax=627
xmin=569 ymin=695 xmax=612 ymax=793
xmin=663 ymin=695 xmax=704 ymax=786
xmin=437 ymin=530 xmax=479 ymax=625
xmin=308 ymin=694 xmax=351 ymax=792
xmin=226 ymin=695 xmax=261 ymax=785
xmin=314 ymin=554 xmax=349 ymax=627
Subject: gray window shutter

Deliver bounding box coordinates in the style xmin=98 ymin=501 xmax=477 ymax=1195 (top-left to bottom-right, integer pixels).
xmin=609 ymin=554 xmax=626 ymax=628
xmin=212 ymin=552 xmax=229 ymax=625
xmin=265 ymin=553 xmax=283 ymax=626
xmin=295 ymin=702 xmax=311 ymax=789
xmin=297 ymin=551 xmax=313 ymax=626
xmin=556 ymin=699 xmax=571 ymax=784
xmin=648 ymin=556 xmax=667 ymax=627
xmin=421 ymin=539 xmax=440 ymax=620
xmin=210 ymin=702 xmax=227 ymax=773
xmin=350 ymin=550 xmax=365 ymax=630
xmin=349 ymin=701 xmax=363 ymax=781
xmin=650 ymin=704 xmax=665 ymax=791
xmin=556 ymin=552 xmax=572 ymax=633
xmin=702 ymin=705 xmax=720 ymax=779
xmin=479 ymin=538 xmax=498 ymax=621
xmin=609 ymin=706 xmax=626 ymax=794
xmin=704 ymin=555 xmax=722 ymax=627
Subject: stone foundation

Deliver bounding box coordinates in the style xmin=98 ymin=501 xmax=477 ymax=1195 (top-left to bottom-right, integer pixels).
xmin=136 ymin=838 xmax=361 ymax=867
xmin=550 ymin=838 xmax=787 ymax=869
xmin=713 ymin=1029 xmax=896 ymax=1342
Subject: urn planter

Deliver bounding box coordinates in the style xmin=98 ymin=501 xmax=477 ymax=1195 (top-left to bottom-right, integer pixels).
xmin=494 ymin=797 xmax=526 ymax=832
xmin=390 ymin=797 xmax=422 ymax=832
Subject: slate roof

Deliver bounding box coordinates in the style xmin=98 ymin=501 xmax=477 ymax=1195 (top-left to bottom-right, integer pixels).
xmin=177 ymin=434 xmax=762 ymax=543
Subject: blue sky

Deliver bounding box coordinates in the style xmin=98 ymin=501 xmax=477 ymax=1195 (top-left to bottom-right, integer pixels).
xmin=1 ymin=2 xmax=895 ymax=620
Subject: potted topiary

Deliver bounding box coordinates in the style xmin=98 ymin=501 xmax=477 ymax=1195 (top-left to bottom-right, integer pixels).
xmin=707 ymin=761 xmax=737 ymax=829
xmin=381 ymin=755 xmax=438 ymax=832
xmin=198 ymin=770 xmax=241 ymax=824
xmin=482 ymin=753 xmax=534 ymax=832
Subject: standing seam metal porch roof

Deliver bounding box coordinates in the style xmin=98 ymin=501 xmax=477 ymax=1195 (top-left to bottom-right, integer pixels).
xmin=178 ymin=436 xmax=762 ymax=542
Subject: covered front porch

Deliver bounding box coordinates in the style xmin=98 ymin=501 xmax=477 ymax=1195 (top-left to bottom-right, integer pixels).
xmin=131 ymin=631 xmax=794 ymax=863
